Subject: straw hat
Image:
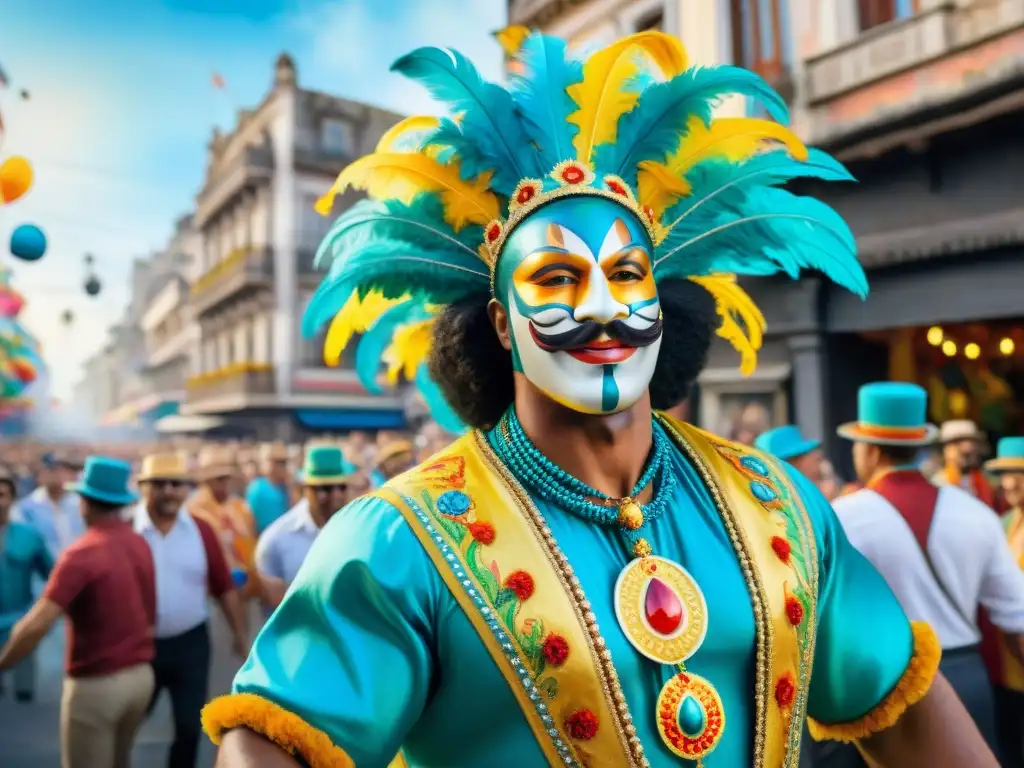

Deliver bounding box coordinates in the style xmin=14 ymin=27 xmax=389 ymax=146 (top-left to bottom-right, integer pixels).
xmin=137 ymin=452 xmax=192 ymax=483
xmin=196 ymin=445 xmax=238 ymax=481
xmin=939 ymin=419 xmax=985 ymax=445
xmin=374 ymin=439 xmax=414 ymax=468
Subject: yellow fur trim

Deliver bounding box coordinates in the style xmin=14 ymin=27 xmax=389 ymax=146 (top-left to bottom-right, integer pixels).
xmin=807 ymin=621 xmax=941 ymax=743
xmin=201 ymin=693 xmax=354 ymax=768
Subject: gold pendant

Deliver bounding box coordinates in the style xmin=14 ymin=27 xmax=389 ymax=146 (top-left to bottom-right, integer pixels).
xmin=613 ymin=556 xmax=707 ymax=665
xmin=656 ymin=671 xmax=725 ymax=761
xmin=617 ymin=498 xmax=644 ymax=530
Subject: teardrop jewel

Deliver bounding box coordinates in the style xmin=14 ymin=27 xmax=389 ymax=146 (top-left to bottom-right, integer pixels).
xmin=645 ymin=577 xmax=683 ymax=635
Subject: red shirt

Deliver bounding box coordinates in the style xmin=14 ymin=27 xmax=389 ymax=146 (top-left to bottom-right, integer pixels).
xmin=43 ymin=519 xmax=156 ymax=678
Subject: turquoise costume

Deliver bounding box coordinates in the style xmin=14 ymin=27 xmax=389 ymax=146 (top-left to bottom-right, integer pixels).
xmin=203 ymin=29 xmax=940 ymax=768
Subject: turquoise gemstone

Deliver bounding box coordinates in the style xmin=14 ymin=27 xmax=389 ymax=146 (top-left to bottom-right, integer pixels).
xmin=740 ymin=455 xmax=769 ymax=477
xmin=678 ymin=694 xmax=706 ymax=737
xmin=750 ymin=480 xmax=777 ymax=503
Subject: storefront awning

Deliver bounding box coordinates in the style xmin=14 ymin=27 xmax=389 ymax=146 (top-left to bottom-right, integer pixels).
xmin=155 ymin=414 xmax=226 ymax=434
xmin=294 ymin=408 xmax=406 ymax=431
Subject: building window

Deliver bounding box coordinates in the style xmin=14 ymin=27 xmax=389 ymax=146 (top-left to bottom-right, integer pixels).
xmin=321 ymin=118 xmax=353 ymax=156
xmin=858 ymin=0 xmax=915 ymax=32
xmin=730 ymin=0 xmax=793 ymax=83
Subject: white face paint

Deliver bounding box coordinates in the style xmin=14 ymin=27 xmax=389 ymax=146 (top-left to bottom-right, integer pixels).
xmin=501 ymin=202 xmax=662 ymax=415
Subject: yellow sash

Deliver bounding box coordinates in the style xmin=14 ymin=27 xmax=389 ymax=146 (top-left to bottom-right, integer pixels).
xmin=375 ymin=416 xmax=817 ymax=768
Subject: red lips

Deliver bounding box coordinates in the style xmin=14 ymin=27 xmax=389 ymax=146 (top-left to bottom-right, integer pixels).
xmin=566 ymin=339 xmax=637 ymax=364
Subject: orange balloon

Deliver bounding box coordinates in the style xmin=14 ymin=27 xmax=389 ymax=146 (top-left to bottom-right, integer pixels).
xmin=0 ymin=156 xmax=34 ymax=204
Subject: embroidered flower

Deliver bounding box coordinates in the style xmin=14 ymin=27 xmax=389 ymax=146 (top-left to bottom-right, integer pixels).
xmin=542 ymin=633 xmax=570 ymax=666
xmin=504 ymin=569 xmax=535 ymax=600
xmin=510 ymin=178 xmax=542 ymax=209
xmin=565 ymin=709 xmax=599 ymax=740
xmin=467 ymin=521 xmax=495 ymax=545
xmin=771 ymin=535 xmax=791 ymax=563
xmin=436 ymin=489 xmax=471 ymax=516
xmin=485 ymin=220 xmax=502 ymax=244
xmin=775 ymin=673 xmax=795 ymax=709
xmin=785 ymin=595 xmax=804 ymax=626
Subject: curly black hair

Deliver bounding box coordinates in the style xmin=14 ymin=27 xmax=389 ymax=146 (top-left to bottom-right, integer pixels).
xmin=428 ymin=280 xmax=720 ymax=430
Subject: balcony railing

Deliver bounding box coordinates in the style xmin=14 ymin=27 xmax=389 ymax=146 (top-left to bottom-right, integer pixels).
xmin=806 ymin=1 xmax=1024 ymax=107
xmin=185 ymin=363 xmax=276 ymax=402
xmin=195 ymin=145 xmax=274 ymax=228
xmin=189 ymin=247 xmax=274 ymax=316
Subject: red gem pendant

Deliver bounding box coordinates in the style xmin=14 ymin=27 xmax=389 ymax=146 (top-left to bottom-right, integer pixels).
xmin=645 ymin=577 xmax=684 ymax=635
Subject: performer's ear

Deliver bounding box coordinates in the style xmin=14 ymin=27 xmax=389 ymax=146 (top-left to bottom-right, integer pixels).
xmin=487 ymin=298 xmax=513 ymax=352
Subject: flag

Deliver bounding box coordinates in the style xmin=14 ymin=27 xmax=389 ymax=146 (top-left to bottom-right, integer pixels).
xmin=212 ymin=72 xmax=225 ymax=89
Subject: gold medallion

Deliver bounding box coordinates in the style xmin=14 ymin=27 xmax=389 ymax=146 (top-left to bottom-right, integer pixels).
xmin=656 ymin=671 xmax=726 ymax=761
xmin=613 ymin=556 xmax=708 ymax=665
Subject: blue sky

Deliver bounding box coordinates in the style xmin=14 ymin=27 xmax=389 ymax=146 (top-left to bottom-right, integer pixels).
xmin=0 ymin=0 xmax=506 ymax=401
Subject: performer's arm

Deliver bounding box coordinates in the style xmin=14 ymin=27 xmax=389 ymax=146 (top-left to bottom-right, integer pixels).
xmin=204 ymin=495 xmax=441 ymax=768
xmin=784 ymin=468 xmax=997 ymax=767
xmin=216 ymin=728 xmax=304 ymax=767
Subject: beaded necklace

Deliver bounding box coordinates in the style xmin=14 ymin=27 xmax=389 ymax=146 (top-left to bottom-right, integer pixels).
xmin=491 ymin=408 xmax=726 ymax=766
xmin=494 ymin=408 xmax=676 ymax=558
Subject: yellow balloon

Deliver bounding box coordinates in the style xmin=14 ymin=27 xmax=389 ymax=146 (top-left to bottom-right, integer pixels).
xmin=0 ymin=156 xmax=34 ymax=204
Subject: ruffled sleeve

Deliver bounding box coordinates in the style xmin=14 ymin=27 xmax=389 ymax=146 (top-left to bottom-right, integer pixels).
xmin=780 ymin=466 xmax=940 ymax=742
xmin=202 ymin=495 xmax=443 ymax=768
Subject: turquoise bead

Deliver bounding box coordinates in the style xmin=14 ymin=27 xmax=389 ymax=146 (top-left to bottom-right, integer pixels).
xmin=678 ymin=694 xmax=706 ymax=737
xmin=750 ymin=480 xmax=777 ymax=503
xmin=740 ymin=456 xmax=769 ymax=477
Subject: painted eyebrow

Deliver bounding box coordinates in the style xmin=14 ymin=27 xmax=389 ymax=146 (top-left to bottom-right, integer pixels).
xmin=609 ymin=254 xmax=647 ymax=270
xmin=530 ymin=262 xmax=582 ymax=280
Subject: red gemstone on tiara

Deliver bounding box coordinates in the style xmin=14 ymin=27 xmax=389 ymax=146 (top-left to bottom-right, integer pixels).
xmin=486 ymin=222 xmax=501 ymax=243
xmin=561 ymin=166 xmax=585 ymax=184
xmin=516 ymin=185 xmax=536 ymax=204
xmin=643 ymin=205 xmax=656 ymax=221
xmin=607 ymin=179 xmax=627 ymax=196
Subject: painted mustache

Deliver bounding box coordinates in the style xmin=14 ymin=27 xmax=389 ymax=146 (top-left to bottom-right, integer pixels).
xmin=530 ymin=316 xmax=663 ymax=352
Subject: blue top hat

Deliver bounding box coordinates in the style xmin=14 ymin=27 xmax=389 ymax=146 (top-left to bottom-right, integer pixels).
xmin=71 ymin=456 xmax=139 ymax=506
xmin=836 ymin=382 xmax=939 ymax=446
xmin=754 ymin=425 xmax=821 ymax=461
xmin=985 ymin=437 xmax=1024 ymax=474
xmin=301 ymin=446 xmax=357 ymax=486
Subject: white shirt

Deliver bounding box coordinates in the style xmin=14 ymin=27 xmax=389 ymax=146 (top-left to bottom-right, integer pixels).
xmin=834 ymin=483 xmax=1024 ymax=649
xmin=132 ymin=504 xmax=210 ymax=639
xmin=255 ymin=498 xmax=318 ymax=586
xmin=13 ymin=487 xmax=84 ymax=557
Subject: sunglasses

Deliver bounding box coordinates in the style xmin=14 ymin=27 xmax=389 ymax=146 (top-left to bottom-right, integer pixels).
xmin=150 ymin=479 xmax=188 ymax=490
xmin=312 ymin=484 xmax=348 ymax=494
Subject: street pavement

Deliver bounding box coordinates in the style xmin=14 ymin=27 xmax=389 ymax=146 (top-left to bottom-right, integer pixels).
xmin=0 ymin=606 xmax=247 ymax=768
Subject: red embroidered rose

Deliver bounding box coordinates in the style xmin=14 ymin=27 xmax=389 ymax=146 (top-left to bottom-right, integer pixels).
xmin=566 ymin=709 xmax=599 ymax=740
xmin=771 ymin=536 xmax=791 ymax=563
xmin=775 ymin=674 xmax=795 ymax=708
xmin=468 ymin=522 xmax=495 ymax=545
xmin=485 ymin=222 xmax=501 ymax=243
xmin=542 ymin=633 xmax=570 ymax=666
xmin=504 ymin=569 xmax=535 ymax=600
xmin=785 ymin=595 xmax=804 ymax=626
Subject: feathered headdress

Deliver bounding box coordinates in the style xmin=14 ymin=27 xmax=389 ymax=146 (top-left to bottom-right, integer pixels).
xmin=305 ymin=30 xmax=866 ymax=421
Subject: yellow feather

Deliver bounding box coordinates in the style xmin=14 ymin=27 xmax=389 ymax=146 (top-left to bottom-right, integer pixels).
xmin=688 ymin=274 xmax=765 ymax=376
xmin=315 ymin=152 xmax=499 ymax=232
xmin=383 ymin=318 xmax=435 ymax=384
xmin=637 ymin=118 xmax=808 ymax=219
xmin=494 ymin=25 xmax=531 ymax=57
xmin=375 ymin=116 xmax=440 ymax=152
xmin=322 ymin=291 xmax=408 ymax=366
xmin=567 ymin=32 xmax=689 ymax=164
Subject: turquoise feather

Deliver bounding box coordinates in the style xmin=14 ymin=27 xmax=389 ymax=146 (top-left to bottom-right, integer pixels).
xmin=415 ymin=364 xmax=467 ymax=435
xmin=509 ymin=33 xmax=582 ymax=171
xmin=354 ymin=300 xmax=426 ymax=394
xmin=391 ymin=46 xmax=543 ymax=194
xmin=593 ymin=66 xmax=790 ymax=185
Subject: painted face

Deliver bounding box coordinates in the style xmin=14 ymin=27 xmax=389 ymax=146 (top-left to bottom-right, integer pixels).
xmin=495 ymin=197 xmax=662 ymax=414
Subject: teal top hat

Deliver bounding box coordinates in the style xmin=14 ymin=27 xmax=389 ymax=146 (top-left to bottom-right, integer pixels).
xmin=302 ymin=446 xmax=356 ymax=486
xmin=71 ymin=456 xmax=139 ymax=506
xmin=837 ymin=382 xmax=939 ymax=446
xmin=754 ymin=425 xmax=821 ymax=461
xmin=985 ymin=437 xmax=1024 ymax=474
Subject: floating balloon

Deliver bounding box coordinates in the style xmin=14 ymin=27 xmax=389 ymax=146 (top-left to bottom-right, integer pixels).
xmin=61 ymin=309 xmax=74 ymax=326
xmin=9 ymin=223 xmax=46 ymax=261
xmin=0 ymin=156 xmax=33 ymax=204
xmin=85 ymin=275 xmax=101 ymax=296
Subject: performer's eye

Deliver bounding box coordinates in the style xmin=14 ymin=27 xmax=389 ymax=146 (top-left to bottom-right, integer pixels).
xmin=609 ymin=269 xmax=641 ymax=282
xmin=538 ymin=274 xmax=576 ymax=287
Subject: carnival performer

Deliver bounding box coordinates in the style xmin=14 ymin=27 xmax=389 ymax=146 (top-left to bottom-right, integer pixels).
xmin=204 ymin=31 xmax=993 ymax=767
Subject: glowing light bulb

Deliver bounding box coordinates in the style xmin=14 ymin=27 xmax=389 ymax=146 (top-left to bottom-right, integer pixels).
xmin=926 ymin=326 xmax=944 ymax=346
xmin=1000 ymin=337 xmax=1015 ymax=356
xmin=964 ymin=343 xmax=981 ymax=360
xmin=942 ymin=340 xmax=957 ymax=357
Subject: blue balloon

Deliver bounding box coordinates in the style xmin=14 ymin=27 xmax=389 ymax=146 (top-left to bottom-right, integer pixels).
xmin=9 ymin=224 xmax=46 ymax=262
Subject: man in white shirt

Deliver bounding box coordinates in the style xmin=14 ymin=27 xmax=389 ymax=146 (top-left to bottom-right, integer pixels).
xmin=833 ymin=382 xmax=1024 ymax=762
xmin=14 ymin=453 xmax=83 ymax=558
xmin=133 ymin=452 xmax=249 ymax=768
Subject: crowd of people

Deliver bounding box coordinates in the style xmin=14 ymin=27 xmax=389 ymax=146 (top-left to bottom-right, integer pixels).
xmin=0 ymin=423 xmax=447 ymax=767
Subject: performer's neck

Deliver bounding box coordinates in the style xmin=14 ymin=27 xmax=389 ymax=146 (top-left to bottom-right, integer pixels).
xmin=512 ymin=380 xmax=654 ymax=500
